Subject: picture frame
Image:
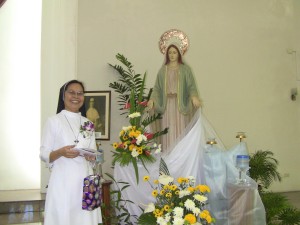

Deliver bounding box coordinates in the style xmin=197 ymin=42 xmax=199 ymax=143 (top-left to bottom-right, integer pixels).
xmin=84 ymin=91 xmax=111 ymax=140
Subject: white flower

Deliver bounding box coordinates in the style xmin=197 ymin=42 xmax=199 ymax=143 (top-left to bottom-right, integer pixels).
xmin=194 ymin=194 xmax=208 ymax=203
xmin=131 ymin=149 xmax=139 ymax=157
xmin=136 ymin=134 xmax=147 ymax=145
xmin=122 ymin=126 xmax=132 ymax=132
xmin=158 ymin=174 xmax=174 ymax=185
xmin=154 ymin=144 xmax=162 ymax=154
xmin=128 ymin=112 xmax=141 ymax=118
xmin=157 ymin=217 xmax=167 ymax=225
xmin=144 ymin=203 xmax=155 ymax=213
xmin=173 ymin=207 xmax=184 ymax=217
xmin=187 ymin=176 xmax=196 ymax=185
xmin=184 ymin=199 xmax=196 ymax=210
xmin=173 ymin=217 xmax=185 ymax=225
xmin=192 ymin=207 xmax=201 ymax=216
xmin=164 ymin=213 xmax=171 ymax=222
xmin=179 ymin=189 xmax=190 ymax=198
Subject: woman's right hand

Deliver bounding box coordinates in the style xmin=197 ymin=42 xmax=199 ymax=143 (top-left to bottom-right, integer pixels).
xmin=60 ymin=145 xmax=79 ymax=158
xmin=50 ymin=145 xmax=79 ymax=162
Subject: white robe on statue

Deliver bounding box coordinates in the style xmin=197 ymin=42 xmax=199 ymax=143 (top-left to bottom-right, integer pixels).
xmin=40 ymin=110 xmax=102 ymax=225
xmin=113 ymin=109 xmax=266 ymax=225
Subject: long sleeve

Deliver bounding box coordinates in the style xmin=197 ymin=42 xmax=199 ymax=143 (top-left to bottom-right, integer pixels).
xmin=40 ymin=117 xmax=57 ymax=167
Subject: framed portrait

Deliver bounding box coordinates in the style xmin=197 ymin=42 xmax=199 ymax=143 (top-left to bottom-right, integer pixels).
xmin=84 ymin=91 xmax=111 ymax=140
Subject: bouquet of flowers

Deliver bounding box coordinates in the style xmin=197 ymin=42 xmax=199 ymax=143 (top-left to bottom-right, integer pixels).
xmin=109 ymin=54 xmax=168 ymax=183
xmin=80 ymin=121 xmax=95 ymax=138
xmin=138 ymin=175 xmax=214 ymax=225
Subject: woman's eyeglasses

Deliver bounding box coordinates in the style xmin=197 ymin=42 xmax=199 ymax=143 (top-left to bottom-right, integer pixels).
xmin=66 ymin=90 xmax=84 ymax=97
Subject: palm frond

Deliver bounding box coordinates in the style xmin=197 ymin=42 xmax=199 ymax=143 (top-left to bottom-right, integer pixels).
xmin=249 ymin=150 xmax=282 ymax=189
xmin=159 ymin=158 xmax=170 ymax=176
xmin=277 ymin=207 xmax=300 ymax=225
xmin=137 ymin=212 xmax=157 ymax=225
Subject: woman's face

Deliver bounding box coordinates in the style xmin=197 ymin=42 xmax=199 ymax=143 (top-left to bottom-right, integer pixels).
xmin=168 ymin=47 xmax=179 ymax=63
xmin=64 ymin=83 xmax=84 ymax=113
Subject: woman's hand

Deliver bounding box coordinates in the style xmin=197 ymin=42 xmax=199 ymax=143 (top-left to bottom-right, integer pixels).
xmin=61 ymin=145 xmax=80 ymax=158
xmin=50 ymin=145 xmax=79 ymax=162
xmin=191 ymin=96 xmax=202 ymax=108
xmin=84 ymin=154 xmax=96 ymax=162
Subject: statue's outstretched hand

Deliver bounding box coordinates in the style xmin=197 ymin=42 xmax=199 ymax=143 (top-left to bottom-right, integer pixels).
xmin=192 ymin=96 xmax=202 ymax=108
xmin=147 ymin=100 xmax=154 ymax=110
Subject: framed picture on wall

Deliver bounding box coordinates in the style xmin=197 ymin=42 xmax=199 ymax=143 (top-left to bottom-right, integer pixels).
xmin=84 ymin=91 xmax=111 ymax=140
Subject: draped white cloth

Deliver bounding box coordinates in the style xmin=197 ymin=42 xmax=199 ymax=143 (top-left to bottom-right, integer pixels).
xmin=113 ymin=109 xmax=266 ymax=225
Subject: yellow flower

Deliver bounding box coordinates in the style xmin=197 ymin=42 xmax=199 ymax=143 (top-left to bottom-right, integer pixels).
xmin=160 ymin=190 xmax=165 ymax=195
xmin=165 ymin=192 xmax=172 ymax=198
xmin=206 ymin=215 xmax=212 ymax=223
xmin=198 ymin=185 xmax=210 ymax=193
xmin=175 ymin=190 xmax=180 ymax=195
xmin=113 ymin=142 xmax=118 ymax=149
xmin=184 ymin=213 xmax=196 ymax=224
xmin=119 ymin=130 xmax=125 ymax=136
xmin=170 ymin=184 xmax=177 ymax=191
xmin=153 ymin=179 xmax=159 ymax=184
xmin=143 ymin=176 xmax=150 ymax=182
xmin=163 ymin=185 xmax=169 ymax=190
xmin=129 ymin=144 xmax=135 ymax=151
xmin=137 ymin=148 xmax=143 ymax=154
xmin=200 ymin=210 xmax=210 ymax=219
xmin=177 ymin=177 xmax=184 ymax=184
xmin=129 ymin=131 xmax=136 ymax=138
xmin=163 ymin=205 xmax=170 ymax=211
xmin=188 ymin=186 xmax=195 ymax=192
xmin=152 ymin=190 xmax=158 ymax=197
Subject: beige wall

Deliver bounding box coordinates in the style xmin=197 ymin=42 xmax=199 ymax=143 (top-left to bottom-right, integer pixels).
xmin=77 ymin=0 xmax=300 ymax=192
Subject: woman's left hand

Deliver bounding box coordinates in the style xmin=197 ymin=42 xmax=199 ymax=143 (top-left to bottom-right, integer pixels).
xmin=84 ymin=154 xmax=96 ymax=162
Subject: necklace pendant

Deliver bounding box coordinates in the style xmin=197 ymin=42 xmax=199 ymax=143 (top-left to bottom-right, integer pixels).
xmin=74 ymin=140 xmax=79 ymax=144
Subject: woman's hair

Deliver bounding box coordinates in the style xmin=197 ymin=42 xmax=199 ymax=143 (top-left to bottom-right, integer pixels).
xmin=165 ymin=44 xmax=183 ymax=65
xmin=56 ymin=79 xmax=86 ymax=116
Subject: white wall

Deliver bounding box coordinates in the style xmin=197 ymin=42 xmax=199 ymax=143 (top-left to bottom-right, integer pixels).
xmin=40 ymin=0 xmax=78 ymax=192
xmin=0 ymin=0 xmax=41 ymax=190
xmin=77 ymin=0 xmax=300 ymax=192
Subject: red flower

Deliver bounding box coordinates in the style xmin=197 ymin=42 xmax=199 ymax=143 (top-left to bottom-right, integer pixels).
xmin=138 ymin=100 xmax=148 ymax=107
xmin=124 ymin=102 xmax=131 ymax=109
xmin=144 ymin=150 xmax=151 ymax=156
xmin=144 ymin=132 xmax=154 ymax=140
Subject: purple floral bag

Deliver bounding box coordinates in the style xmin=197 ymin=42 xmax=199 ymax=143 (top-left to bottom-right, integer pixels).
xmin=82 ymin=175 xmax=102 ymax=211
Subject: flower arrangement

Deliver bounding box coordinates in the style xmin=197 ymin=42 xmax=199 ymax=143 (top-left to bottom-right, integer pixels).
xmin=80 ymin=121 xmax=95 ymax=138
xmin=109 ymin=54 xmax=168 ymax=183
xmin=138 ymin=175 xmax=214 ymax=225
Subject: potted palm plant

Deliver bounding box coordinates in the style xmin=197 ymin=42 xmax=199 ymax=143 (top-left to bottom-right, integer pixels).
xmin=249 ymin=150 xmax=300 ymax=224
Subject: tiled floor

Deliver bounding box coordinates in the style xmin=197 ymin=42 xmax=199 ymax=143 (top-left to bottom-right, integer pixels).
xmin=0 ymin=190 xmax=299 ymax=225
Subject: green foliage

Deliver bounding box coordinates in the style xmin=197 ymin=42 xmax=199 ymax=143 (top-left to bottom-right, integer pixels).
xmin=249 ymin=150 xmax=300 ymax=225
xmin=104 ymin=173 xmax=139 ymax=225
xmin=109 ymin=54 xmax=168 ymax=184
xmin=109 ymin=54 xmax=148 ymax=111
xmin=249 ymin=150 xmax=281 ymax=190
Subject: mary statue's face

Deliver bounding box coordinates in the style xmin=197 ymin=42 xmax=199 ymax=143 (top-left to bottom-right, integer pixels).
xmin=168 ymin=47 xmax=179 ymax=63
